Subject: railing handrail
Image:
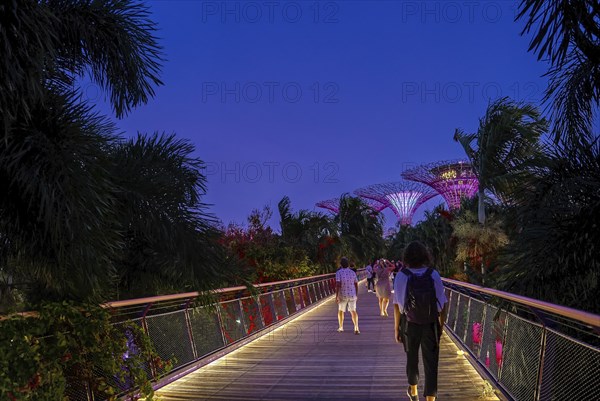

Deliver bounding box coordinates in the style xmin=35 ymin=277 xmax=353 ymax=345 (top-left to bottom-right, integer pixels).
xmin=101 ymin=272 xmax=339 ymax=309
xmin=442 ymin=277 xmax=600 ymax=328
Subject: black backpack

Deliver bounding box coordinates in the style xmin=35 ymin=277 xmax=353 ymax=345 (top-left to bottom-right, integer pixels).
xmin=401 ymin=267 xmax=439 ymax=324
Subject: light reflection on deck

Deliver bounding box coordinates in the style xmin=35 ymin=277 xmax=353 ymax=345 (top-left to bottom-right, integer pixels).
xmin=154 ymin=285 xmax=500 ymax=400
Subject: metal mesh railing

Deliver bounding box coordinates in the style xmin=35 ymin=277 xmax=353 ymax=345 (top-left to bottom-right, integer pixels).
xmin=443 ymin=278 xmax=600 ymax=401
xmin=71 ymin=271 xmax=363 ymax=400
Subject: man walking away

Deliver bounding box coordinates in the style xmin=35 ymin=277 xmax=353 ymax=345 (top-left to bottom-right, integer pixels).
xmin=393 ymin=241 xmax=448 ymax=401
xmin=335 ymin=257 xmax=360 ymax=334
xmin=366 ymin=260 xmax=375 ymax=292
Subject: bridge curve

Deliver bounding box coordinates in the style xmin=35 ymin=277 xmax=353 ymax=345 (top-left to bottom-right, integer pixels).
xmin=94 ymin=272 xmax=599 ymax=401
xmin=152 ymin=283 xmax=498 ymax=401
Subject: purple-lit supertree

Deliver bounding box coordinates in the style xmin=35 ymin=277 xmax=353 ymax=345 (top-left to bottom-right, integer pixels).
xmin=362 ymin=198 xmax=388 ymax=213
xmin=401 ymin=160 xmax=478 ymax=209
xmin=315 ymin=198 xmax=340 ymax=214
xmin=354 ymin=181 xmax=438 ymax=225
xmin=316 ymin=197 xmax=388 ymax=214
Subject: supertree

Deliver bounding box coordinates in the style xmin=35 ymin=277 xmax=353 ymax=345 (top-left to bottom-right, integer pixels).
xmin=354 ymin=181 xmax=438 ymax=225
xmin=401 ymin=160 xmax=478 ymax=209
xmin=316 ymin=197 xmax=388 ymax=214
xmin=315 ymin=198 xmax=340 ymax=214
xmin=361 ymin=198 xmax=388 ymax=213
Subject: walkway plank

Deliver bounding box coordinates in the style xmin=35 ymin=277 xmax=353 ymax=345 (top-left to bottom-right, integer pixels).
xmin=155 ymin=284 xmax=499 ymax=400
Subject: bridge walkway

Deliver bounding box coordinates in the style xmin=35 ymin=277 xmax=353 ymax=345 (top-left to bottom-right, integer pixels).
xmin=155 ymin=284 xmax=499 ymax=400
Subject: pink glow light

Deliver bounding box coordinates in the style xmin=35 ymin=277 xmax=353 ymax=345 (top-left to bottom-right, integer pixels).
xmin=495 ymin=340 xmax=503 ymax=366
xmin=472 ymin=322 xmax=483 ymax=345
xmin=402 ymin=160 xmax=479 ymax=209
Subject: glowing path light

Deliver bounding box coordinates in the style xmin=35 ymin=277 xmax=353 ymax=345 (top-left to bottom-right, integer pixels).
xmin=354 ymin=181 xmax=438 ymax=225
xmin=402 ymin=160 xmax=478 ymax=209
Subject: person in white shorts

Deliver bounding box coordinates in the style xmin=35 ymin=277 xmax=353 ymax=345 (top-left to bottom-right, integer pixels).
xmin=335 ymin=257 xmax=360 ymax=334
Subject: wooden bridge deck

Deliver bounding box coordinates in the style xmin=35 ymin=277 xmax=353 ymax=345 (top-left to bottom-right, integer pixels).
xmin=154 ymin=284 xmax=499 ymax=401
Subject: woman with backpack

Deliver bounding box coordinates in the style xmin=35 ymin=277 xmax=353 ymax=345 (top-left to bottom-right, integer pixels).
xmin=393 ymin=241 xmax=448 ymax=401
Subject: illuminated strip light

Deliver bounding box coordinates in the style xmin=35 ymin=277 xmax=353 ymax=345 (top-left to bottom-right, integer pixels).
xmin=385 ymin=191 xmax=423 ymax=226
xmin=354 ymin=181 xmax=437 ymax=225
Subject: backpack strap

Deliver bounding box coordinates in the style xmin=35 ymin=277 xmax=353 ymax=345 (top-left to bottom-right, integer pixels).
xmin=424 ymin=267 xmax=442 ymax=309
xmin=400 ymin=269 xmax=412 ymax=310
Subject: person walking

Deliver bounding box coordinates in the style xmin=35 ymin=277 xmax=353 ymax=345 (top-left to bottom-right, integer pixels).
xmin=335 ymin=257 xmax=360 ymax=334
xmin=350 ymin=260 xmax=358 ymax=274
xmin=375 ymin=259 xmax=394 ymax=316
xmin=365 ymin=260 xmax=375 ymax=292
xmin=393 ymin=241 xmax=448 ymax=401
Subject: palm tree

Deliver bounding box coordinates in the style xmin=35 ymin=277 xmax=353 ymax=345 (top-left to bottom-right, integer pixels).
xmin=278 ymin=196 xmax=337 ymax=271
xmin=0 ymin=93 xmax=123 ymax=301
xmin=454 ymin=97 xmax=548 ymax=225
xmin=452 ymin=209 xmax=509 ymax=283
xmin=107 ymin=133 xmax=228 ymax=298
xmin=0 ymin=0 xmax=163 ymax=303
xmin=386 ymin=204 xmax=456 ymax=274
xmin=412 ymin=205 xmax=456 ymax=274
xmin=517 ymin=0 xmax=600 ymax=146
xmin=335 ymin=195 xmax=384 ymax=266
xmin=498 ymin=139 xmax=600 ymax=313
xmin=0 ymin=0 xmax=162 ymax=130
xmin=0 ymin=2 xmax=230 ymax=304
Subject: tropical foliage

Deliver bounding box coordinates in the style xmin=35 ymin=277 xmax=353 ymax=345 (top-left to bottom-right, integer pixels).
xmin=451 ymin=95 xmax=599 ymax=311
xmin=496 ymin=141 xmax=600 ymax=313
xmin=517 ymin=0 xmax=600 ymax=146
xmin=335 ymin=195 xmax=385 ymax=267
xmin=454 ymin=97 xmax=548 ymax=224
xmin=0 ymin=0 xmax=232 ymax=310
xmin=220 ymin=205 xmax=316 ymax=283
xmin=220 ymin=195 xmax=384 ymax=281
xmin=386 ymin=204 xmax=456 ymax=277
xmin=0 ymin=302 xmax=170 ymax=401
xmin=107 ymin=133 xmax=229 ymax=299
xmin=452 ymin=209 xmax=509 ymax=281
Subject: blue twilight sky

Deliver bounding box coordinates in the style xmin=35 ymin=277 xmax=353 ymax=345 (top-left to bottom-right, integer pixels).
xmin=90 ymin=0 xmax=550 ymax=230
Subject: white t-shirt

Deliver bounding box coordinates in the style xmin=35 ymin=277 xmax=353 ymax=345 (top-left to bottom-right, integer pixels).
xmin=366 ymin=264 xmax=373 ymax=278
xmin=336 ymin=268 xmax=358 ymax=298
xmin=393 ymin=267 xmax=447 ymax=313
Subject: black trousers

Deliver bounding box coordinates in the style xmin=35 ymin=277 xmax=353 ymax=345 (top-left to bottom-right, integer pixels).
xmin=367 ymin=277 xmax=375 ymax=290
xmin=405 ymin=321 xmax=440 ymax=397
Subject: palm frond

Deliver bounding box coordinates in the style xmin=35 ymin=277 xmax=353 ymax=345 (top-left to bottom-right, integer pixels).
xmin=107 ymin=132 xmax=222 ymax=296
xmin=546 ymin=53 xmax=600 ymax=146
xmin=0 ymin=90 xmax=120 ymax=300
xmin=48 ymin=0 xmax=164 ymax=118
xmin=517 ymin=0 xmax=600 ymax=65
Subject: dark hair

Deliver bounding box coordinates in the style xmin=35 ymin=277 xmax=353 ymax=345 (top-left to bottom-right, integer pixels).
xmin=340 ymin=257 xmax=349 ymax=268
xmin=403 ymin=241 xmax=431 ymax=267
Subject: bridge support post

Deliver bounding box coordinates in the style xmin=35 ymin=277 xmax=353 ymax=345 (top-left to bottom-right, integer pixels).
xmin=531 ymin=308 xmax=548 ymax=401
xmin=184 ymin=298 xmax=198 ymax=360
xmin=215 ymin=303 xmax=228 ymax=346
